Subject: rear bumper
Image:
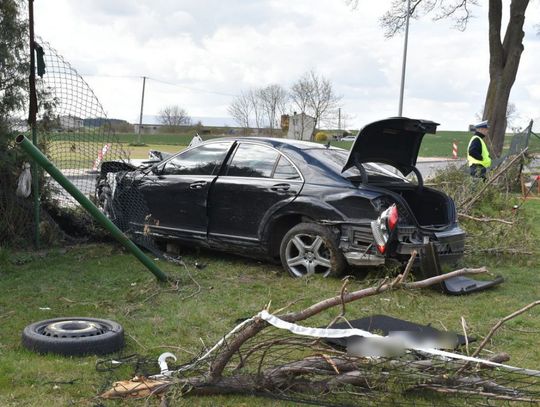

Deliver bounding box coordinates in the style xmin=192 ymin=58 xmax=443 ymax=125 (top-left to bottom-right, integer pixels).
xmin=341 ymin=224 xmax=466 ymax=267
xmin=395 ymin=226 xmax=466 ymax=265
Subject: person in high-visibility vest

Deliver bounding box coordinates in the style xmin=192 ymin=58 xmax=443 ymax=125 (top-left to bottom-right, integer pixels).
xmin=467 ymin=120 xmax=492 ymax=178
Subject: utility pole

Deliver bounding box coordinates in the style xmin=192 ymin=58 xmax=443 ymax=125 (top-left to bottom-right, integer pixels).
xmin=338 ymin=107 xmax=341 ymax=130
xmin=398 ymin=0 xmax=411 ymax=117
xmin=137 ymin=76 xmax=147 ymax=144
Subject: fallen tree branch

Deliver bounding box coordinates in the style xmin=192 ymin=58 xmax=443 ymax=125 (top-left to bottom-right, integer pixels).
xmin=101 ymin=266 xmax=540 ymax=405
xmin=458 ymin=213 xmax=514 ymax=225
xmin=209 ymin=266 xmax=488 ymax=380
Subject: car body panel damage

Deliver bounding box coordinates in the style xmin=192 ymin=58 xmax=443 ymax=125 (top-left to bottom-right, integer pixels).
xmin=96 ymin=117 xmax=465 ymax=277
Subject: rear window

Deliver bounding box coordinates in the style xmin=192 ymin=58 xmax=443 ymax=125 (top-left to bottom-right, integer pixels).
xmin=305 ymin=148 xmax=407 ymax=182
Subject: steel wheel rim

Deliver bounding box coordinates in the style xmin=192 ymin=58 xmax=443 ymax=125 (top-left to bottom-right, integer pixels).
xmin=285 ymin=233 xmax=332 ymax=277
xmin=40 ymin=320 xmax=109 ymax=338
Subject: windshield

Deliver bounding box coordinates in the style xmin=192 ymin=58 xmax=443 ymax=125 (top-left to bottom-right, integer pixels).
xmin=305 ymin=148 xmax=408 ymax=182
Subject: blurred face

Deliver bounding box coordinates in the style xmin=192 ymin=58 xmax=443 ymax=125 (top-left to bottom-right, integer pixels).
xmin=477 ymin=127 xmax=489 ymax=137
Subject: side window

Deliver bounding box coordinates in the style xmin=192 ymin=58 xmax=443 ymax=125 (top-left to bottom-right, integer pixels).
xmin=226 ymin=144 xmax=279 ymax=178
xmin=273 ymin=156 xmax=301 ymax=180
xmin=162 ymin=142 xmax=231 ymax=176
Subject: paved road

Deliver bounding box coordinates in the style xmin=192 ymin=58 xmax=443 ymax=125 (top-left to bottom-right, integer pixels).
xmin=416 ymin=158 xmax=467 ymax=180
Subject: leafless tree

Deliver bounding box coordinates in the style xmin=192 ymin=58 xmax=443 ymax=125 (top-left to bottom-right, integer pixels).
xmin=290 ymin=70 xmax=342 ymax=138
xmin=477 ymin=102 xmax=520 ymax=130
xmin=158 ymin=105 xmax=191 ymax=128
xmin=247 ymin=89 xmax=264 ymax=133
xmin=257 ymin=84 xmax=289 ymax=135
xmin=348 ymin=0 xmax=532 ymax=157
xmin=228 ymin=92 xmax=252 ymax=135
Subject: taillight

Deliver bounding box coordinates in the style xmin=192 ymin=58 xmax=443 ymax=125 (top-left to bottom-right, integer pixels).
xmin=371 ymin=204 xmax=398 ymax=254
xmin=388 ymin=205 xmax=399 ymax=231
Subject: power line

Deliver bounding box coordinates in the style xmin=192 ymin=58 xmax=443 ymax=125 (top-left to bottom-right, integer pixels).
xmin=79 ymin=73 xmax=237 ymax=97
xmin=147 ymin=76 xmax=237 ymax=97
xmin=79 ymin=73 xmax=141 ymax=79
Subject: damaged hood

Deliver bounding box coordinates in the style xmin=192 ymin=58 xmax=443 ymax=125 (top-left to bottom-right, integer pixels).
xmin=342 ymin=117 xmax=439 ymax=176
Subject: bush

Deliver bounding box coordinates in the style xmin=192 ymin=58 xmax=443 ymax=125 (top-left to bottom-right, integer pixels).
xmin=315 ymin=131 xmax=328 ymax=142
xmin=429 ymin=162 xmax=534 ymax=261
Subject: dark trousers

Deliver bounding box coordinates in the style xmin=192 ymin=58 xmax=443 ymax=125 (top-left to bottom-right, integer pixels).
xmin=469 ymin=164 xmax=487 ymax=179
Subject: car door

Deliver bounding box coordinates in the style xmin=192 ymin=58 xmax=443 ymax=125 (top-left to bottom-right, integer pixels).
xmin=207 ymin=142 xmax=303 ymax=244
xmin=138 ymin=141 xmax=233 ymax=241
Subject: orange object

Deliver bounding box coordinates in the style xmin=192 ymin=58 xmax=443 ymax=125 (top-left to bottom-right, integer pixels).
xmin=452 ymin=141 xmax=458 ymax=159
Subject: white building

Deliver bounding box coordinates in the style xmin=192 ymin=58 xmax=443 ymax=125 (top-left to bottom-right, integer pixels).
xmin=286 ymin=112 xmax=315 ymax=141
xmin=59 ymin=115 xmax=83 ymax=130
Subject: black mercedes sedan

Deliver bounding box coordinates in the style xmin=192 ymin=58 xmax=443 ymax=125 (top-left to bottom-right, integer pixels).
xmin=97 ymin=117 xmax=465 ymax=277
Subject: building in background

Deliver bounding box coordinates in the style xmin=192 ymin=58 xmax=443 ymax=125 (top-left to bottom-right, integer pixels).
xmin=286 ymin=112 xmax=315 ymax=141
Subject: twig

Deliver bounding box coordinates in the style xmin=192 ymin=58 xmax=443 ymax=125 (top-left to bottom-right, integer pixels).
xmin=460 ymin=316 xmax=469 ymax=356
xmin=411 ymin=385 xmax=539 ymax=403
xmin=375 ymin=277 xmax=389 ymax=293
xmin=273 ymin=298 xmax=305 ymax=315
xmin=471 ymin=300 xmax=540 ymax=358
xmin=458 ymin=213 xmax=514 ymax=225
xmin=0 ymin=311 xmax=15 ymax=320
xmin=326 ymin=277 xmax=351 ymax=329
xmin=178 ymin=269 xmax=201 ymax=301
xmin=474 ymin=248 xmax=533 ymax=255
xmin=399 ymin=250 xmax=417 ymax=284
xmin=128 ymin=333 xmax=147 ymax=351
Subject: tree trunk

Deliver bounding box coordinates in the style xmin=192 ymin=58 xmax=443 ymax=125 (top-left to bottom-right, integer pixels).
xmin=483 ymin=0 xmax=528 ymax=157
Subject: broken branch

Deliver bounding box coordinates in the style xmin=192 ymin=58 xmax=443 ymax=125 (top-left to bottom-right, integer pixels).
xmin=471 ymin=300 xmax=540 ymax=358
xmin=458 ymin=213 xmax=514 ymax=225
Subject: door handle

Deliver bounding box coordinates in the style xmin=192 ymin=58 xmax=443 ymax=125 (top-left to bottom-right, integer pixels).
xmin=270 ymin=183 xmax=291 ymax=192
xmin=189 ymin=181 xmax=207 ymax=190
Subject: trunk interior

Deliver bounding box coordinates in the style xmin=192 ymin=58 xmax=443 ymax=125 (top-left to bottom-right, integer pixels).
xmin=383 ymin=185 xmax=452 ymax=228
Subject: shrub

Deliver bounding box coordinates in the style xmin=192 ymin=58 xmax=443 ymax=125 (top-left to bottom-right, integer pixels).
xmin=315 ymin=131 xmax=328 ymax=142
xmin=429 ymin=162 xmax=534 ymax=261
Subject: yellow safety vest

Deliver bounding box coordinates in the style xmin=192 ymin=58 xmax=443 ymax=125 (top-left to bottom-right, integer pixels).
xmin=467 ymin=135 xmax=491 ymax=168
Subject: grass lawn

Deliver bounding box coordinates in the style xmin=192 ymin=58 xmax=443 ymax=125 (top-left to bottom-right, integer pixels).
xmin=0 ymin=199 xmax=539 ymax=406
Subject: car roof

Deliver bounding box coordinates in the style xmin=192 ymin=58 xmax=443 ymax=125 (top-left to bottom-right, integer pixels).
xmin=207 ymin=136 xmax=340 ymax=152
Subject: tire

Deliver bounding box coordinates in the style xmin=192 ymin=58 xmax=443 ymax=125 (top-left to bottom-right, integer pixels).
xmin=280 ymin=222 xmax=346 ymax=278
xmin=22 ymin=317 xmax=124 ymax=356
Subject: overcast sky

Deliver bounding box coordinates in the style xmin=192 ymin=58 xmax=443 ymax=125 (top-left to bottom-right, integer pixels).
xmin=34 ymin=0 xmax=540 ymax=130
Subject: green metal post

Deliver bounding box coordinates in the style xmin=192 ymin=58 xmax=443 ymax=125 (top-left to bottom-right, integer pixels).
xmin=16 ymin=134 xmax=168 ymax=282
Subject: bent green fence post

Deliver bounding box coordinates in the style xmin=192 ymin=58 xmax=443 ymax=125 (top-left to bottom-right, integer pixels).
xmin=16 ymin=134 xmax=168 ymax=282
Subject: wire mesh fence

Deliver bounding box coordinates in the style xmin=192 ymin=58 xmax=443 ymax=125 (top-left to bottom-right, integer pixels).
xmin=10 ymin=37 xmax=171 ymax=256
xmin=34 ymin=37 xmax=129 ymax=205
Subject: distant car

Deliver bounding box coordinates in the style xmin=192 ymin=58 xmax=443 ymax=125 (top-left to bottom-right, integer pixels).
xmin=96 ymin=117 xmax=465 ymax=278
xmin=341 ymin=135 xmax=356 ymax=141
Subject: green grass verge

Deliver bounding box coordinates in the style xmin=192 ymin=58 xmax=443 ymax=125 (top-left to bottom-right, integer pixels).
xmin=0 ymin=200 xmax=539 ymax=406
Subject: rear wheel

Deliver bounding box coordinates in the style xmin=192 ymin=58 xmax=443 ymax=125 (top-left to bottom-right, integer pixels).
xmin=280 ymin=223 xmax=346 ymax=278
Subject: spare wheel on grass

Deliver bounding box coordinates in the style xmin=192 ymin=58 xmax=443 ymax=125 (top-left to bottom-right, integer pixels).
xmin=22 ymin=317 xmax=124 ymax=356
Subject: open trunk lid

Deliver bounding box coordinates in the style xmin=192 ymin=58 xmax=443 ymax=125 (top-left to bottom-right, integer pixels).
xmin=342 ymin=117 xmax=439 ymax=176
